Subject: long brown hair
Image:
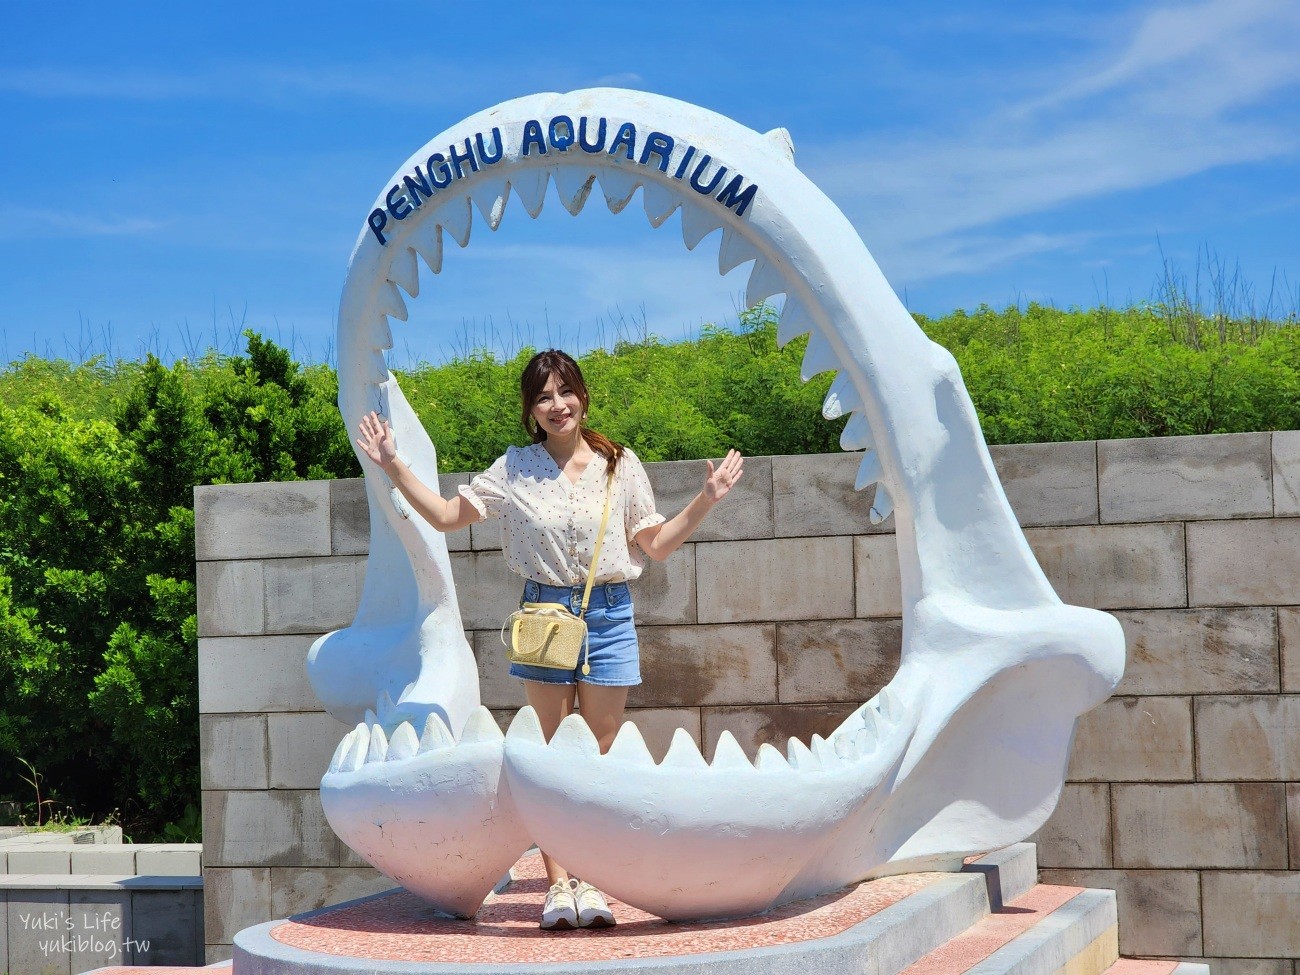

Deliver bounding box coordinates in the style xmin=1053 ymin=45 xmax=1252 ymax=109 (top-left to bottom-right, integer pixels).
xmin=519 ymin=350 xmax=624 ymax=462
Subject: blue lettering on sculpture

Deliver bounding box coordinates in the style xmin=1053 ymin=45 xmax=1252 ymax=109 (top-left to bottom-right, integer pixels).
xmin=548 ymin=116 xmax=575 ymax=151
xmin=403 ymin=168 xmax=435 ymax=208
xmin=578 ymin=116 xmax=607 ymax=153
xmin=608 ymin=122 xmax=637 ymax=161
xmin=715 ymin=173 xmax=758 ymax=217
xmin=476 ymin=128 xmax=504 ymax=165
xmin=521 ymin=120 xmax=547 ymax=156
xmin=688 ymin=154 xmax=727 ymax=195
xmin=639 ymin=132 xmax=674 ymax=173
xmin=367 ymin=208 xmax=389 ymax=245
xmin=447 ymin=138 xmax=478 ymax=179
xmin=426 ymin=153 xmax=452 ymax=189
xmin=673 ymin=145 xmax=696 ymax=179
xmin=386 ymin=185 xmax=413 ymax=220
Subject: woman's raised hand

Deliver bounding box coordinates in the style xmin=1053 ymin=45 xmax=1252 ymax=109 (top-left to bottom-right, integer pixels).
xmin=702 ymin=449 xmax=744 ymax=504
xmin=356 ymin=411 xmax=398 ymax=469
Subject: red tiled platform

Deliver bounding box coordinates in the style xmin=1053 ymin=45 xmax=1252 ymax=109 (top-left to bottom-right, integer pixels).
xmin=270 ymin=852 xmax=940 ymax=965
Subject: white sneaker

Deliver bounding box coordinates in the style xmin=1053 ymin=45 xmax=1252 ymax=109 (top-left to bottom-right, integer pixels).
xmin=571 ymin=880 xmax=616 ymax=928
xmin=540 ymin=879 xmax=578 ymax=930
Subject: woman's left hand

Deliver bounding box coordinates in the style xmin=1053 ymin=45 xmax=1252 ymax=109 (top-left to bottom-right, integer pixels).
xmin=702 ymin=449 xmax=744 ymax=504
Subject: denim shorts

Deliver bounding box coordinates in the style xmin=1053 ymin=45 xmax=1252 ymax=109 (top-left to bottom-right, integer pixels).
xmin=509 ymin=579 xmax=641 ymax=687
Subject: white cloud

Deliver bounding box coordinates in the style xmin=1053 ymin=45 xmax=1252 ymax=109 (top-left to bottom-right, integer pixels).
xmin=0 ymin=207 xmax=164 ymax=240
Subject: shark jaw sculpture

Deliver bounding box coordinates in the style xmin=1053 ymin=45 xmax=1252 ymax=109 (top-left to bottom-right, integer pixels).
xmin=307 ymin=88 xmax=1126 ymax=922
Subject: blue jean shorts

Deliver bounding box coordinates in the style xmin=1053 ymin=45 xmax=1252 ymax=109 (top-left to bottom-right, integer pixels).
xmin=510 ymin=579 xmax=641 ymax=687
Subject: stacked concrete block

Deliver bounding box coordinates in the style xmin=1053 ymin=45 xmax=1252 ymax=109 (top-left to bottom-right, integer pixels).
xmin=197 ymin=431 xmax=1300 ymax=970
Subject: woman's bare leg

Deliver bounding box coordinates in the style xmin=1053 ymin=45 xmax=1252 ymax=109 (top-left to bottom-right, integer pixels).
xmin=575 ymin=683 xmax=630 ymax=755
xmin=522 ymin=680 xmax=579 ymax=886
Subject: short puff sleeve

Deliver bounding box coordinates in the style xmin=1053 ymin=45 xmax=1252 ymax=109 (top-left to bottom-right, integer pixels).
xmin=622 ymin=448 xmax=665 ymax=546
xmin=458 ymin=452 xmax=508 ymax=521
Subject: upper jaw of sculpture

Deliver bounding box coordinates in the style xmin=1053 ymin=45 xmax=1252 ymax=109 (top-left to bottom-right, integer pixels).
xmin=311 ymin=88 xmax=1126 ymax=923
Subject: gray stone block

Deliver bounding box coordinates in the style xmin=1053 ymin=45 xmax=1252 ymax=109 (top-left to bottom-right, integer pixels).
xmin=1 ymin=892 xmax=7 ymax=975
xmin=263 ymin=556 xmax=367 ymax=635
xmin=697 ymin=537 xmax=854 ymax=624
xmin=1099 ymin=433 xmax=1272 ymax=523
xmin=1187 ymin=519 xmax=1300 ymax=607
xmin=1113 ymin=783 xmax=1287 ymax=868
xmin=625 ymin=708 xmax=702 ymax=763
xmin=9 ymin=889 xmax=70 ymax=975
xmin=1289 ymin=784 xmax=1300 ymax=870
xmin=198 ymin=868 xmax=265 ymax=946
xmin=1196 ymin=695 xmax=1300 ymax=780
xmin=1112 ymin=608 xmax=1279 ymax=695
xmin=268 ymin=866 xmax=392 ymax=919
xmin=1209 ymin=961 xmax=1292 ymax=975
xmin=990 ymin=440 xmax=1099 ymax=527
xmin=854 ymin=535 xmax=903 ymax=618
xmin=198 ymin=634 xmax=322 ymax=714
xmin=701 ymin=703 xmax=859 ymax=761
xmin=131 ymin=889 xmax=200 ymax=965
xmin=1273 ymin=430 xmax=1300 ymax=516
xmin=67 ymin=890 xmax=130 ymax=970
xmin=638 ymin=624 xmax=776 ymax=707
xmin=1029 ymin=783 xmax=1111 ymax=869
xmin=6 ymin=850 xmax=70 ymax=874
xmin=647 ymin=456 xmax=774 ymax=542
xmin=134 ymin=846 xmax=202 ymax=877
xmin=1038 ymin=868 xmax=1202 ymax=956
xmin=202 ymin=791 xmax=337 ymax=868
xmin=1025 ymin=523 xmax=1187 ymax=609
xmin=433 ymin=472 xmax=473 ymax=552
xmin=771 ymin=453 xmax=889 ymax=538
xmin=328 ymin=478 xmax=369 ymax=556
xmin=268 ymin=712 xmax=353 ymax=790
xmin=194 ymin=481 xmax=332 ymax=562
xmin=68 ymin=847 xmax=136 ymax=875
xmin=469 ymin=515 xmax=502 ymax=551
xmin=449 ymin=551 xmax=521 ymax=630
xmin=470 ymin=630 xmax=527 ymax=711
xmin=633 ymin=545 xmax=696 ymax=625
xmin=776 ymin=618 xmax=901 ymax=703
xmin=207 ymin=943 xmax=234 ymax=964
xmin=1283 ymin=608 xmax=1300 ymax=692
xmin=1203 ymin=871 xmax=1300 ymax=957
xmin=200 ymin=714 xmax=269 ymax=791
xmin=196 ymin=560 xmax=266 ymax=638
xmin=1067 ymin=696 xmax=1193 ymax=782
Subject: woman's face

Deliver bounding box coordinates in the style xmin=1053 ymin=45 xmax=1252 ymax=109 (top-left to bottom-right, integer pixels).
xmin=530 ymin=372 xmax=584 ymax=440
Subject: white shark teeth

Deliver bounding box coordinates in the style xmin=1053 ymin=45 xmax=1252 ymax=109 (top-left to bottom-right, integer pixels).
xmin=506 ymin=705 xmax=546 ymax=744
xmin=661 ymin=728 xmax=708 ymax=769
xmin=786 ymin=737 xmax=819 ymax=769
xmin=551 ymin=714 xmax=601 ymax=756
xmin=327 ymin=731 xmax=355 ymax=774
xmin=387 ymin=246 xmax=420 ymax=298
xmin=855 ymin=451 xmax=883 ymax=492
xmin=778 ymin=297 xmax=813 ymax=346
xmin=642 ymin=180 xmax=679 ymax=228
xmin=368 ymin=351 xmax=389 ymax=385
xmin=606 ymin=721 xmax=655 ymax=764
xmin=810 ymin=734 xmax=838 ymax=765
xmin=366 ymin=724 xmax=389 ymax=764
xmin=878 ymin=686 xmax=903 ymax=723
xmin=552 ymin=168 xmax=595 ymax=215
xmin=386 ymin=721 xmax=419 ymax=761
xmin=410 ymin=222 xmax=443 ymax=274
xmin=440 ymin=196 xmax=472 ymax=248
xmin=745 ymin=259 xmax=785 ymax=308
xmin=822 ymin=374 xmax=863 ymax=420
xmin=512 ymin=169 xmax=549 ymax=218
xmin=834 ymin=733 xmax=857 ymax=761
xmin=338 ymin=722 xmax=370 ymax=773
xmin=840 ymin=413 xmax=874 ymax=451
xmin=854 ymin=726 xmax=876 ymax=756
xmin=472 ymin=177 xmax=510 ymax=230
xmin=861 ymin=706 xmax=881 ymax=741
xmin=461 ymin=705 xmax=504 ymax=745
xmin=364 ymin=708 xmax=377 ymax=728
xmin=755 ymin=743 xmax=790 ymax=770
xmin=718 ymin=227 xmax=758 ymax=275
xmin=597 ymin=168 xmax=640 ymax=213
xmin=679 ymin=200 xmax=721 ymax=251
xmin=369 ymin=316 xmax=393 ymax=352
xmin=801 ymin=331 xmax=839 ymax=380
xmin=710 ymin=731 xmax=752 ymax=769
xmin=764 ymin=126 xmax=796 ymax=161
xmin=377 ymin=690 xmax=397 ymax=724
xmin=377 ymin=281 xmax=408 ymax=323
xmin=870 ymin=487 xmax=894 ymax=525
xmin=419 ymin=712 xmax=455 ymax=753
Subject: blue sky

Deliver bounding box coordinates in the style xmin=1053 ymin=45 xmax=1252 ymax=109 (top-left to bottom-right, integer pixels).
xmin=2 ymin=0 xmax=1298 ymax=365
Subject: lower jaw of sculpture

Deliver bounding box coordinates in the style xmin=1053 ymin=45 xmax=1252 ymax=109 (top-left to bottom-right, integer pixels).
xmin=318 ymin=594 xmax=1124 ymax=922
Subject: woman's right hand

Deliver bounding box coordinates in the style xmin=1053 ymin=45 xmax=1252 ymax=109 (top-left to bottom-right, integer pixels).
xmin=356 ymin=411 xmax=398 ymax=469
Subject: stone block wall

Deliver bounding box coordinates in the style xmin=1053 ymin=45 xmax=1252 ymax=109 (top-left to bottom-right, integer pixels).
xmin=196 ymin=431 xmax=1300 ymax=969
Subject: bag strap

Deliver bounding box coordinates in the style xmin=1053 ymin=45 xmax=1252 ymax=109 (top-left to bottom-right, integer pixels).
xmin=578 ymin=461 xmax=617 ymax=618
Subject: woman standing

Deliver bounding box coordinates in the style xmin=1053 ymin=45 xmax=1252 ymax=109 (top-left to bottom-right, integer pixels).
xmin=356 ymin=349 xmax=743 ymax=930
